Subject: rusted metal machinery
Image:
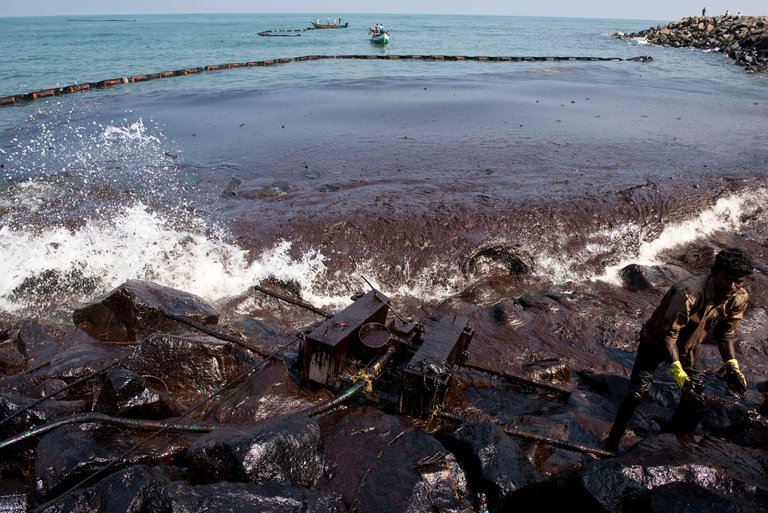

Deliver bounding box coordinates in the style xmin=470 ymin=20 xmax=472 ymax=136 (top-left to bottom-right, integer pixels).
xmin=300 ymin=289 xmax=473 ymax=419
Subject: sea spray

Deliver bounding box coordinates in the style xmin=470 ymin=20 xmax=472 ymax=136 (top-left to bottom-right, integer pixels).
xmin=593 ymin=188 xmax=768 ymax=284
xmin=0 ymin=203 xmax=333 ymax=316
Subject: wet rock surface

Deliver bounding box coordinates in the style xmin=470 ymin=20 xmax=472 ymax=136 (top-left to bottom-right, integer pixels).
xmin=614 ymin=15 xmax=768 ymax=72
xmin=0 ymin=274 xmax=766 ymax=512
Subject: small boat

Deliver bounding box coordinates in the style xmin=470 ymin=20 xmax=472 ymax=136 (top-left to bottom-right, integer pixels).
xmin=311 ymin=18 xmax=348 ymax=29
xmin=369 ymin=27 xmax=390 ymax=45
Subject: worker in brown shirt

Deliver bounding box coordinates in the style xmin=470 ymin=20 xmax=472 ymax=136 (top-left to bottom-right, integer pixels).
xmin=605 ymin=247 xmax=753 ymax=453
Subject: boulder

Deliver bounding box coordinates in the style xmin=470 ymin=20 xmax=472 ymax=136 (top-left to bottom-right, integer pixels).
xmin=34 ymin=425 xmax=191 ymax=500
xmin=440 ymin=421 xmax=544 ymax=511
xmin=186 ymin=413 xmax=329 ymax=487
xmin=145 ymin=481 xmax=345 ymax=513
xmin=123 ymin=333 xmax=242 ymax=407
xmin=347 ymin=426 xmax=471 ymax=513
xmin=33 ymin=464 xmax=175 ymax=513
xmin=91 ymin=368 xmax=185 ymax=419
xmin=576 ymin=433 xmax=768 ymax=513
xmin=72 ymin=280 xmax=219 ymax=342
xmin=0 ymin=393 xmax=89 ymax=438
xmin=319 ymin=406 xmax=471 ymax=512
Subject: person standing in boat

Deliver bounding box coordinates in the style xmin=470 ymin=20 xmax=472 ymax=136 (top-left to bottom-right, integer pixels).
xmin=605 ymin=247 xmax=754 ymax=453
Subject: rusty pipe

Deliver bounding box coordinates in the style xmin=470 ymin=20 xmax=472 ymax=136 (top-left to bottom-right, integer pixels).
xmin=439 ymin=411 xmax=614 ymax=459
xmin=463 ymin=362 xmax=572 ymax=402
xmin=252 ymin=284 xmax=333 ymax=318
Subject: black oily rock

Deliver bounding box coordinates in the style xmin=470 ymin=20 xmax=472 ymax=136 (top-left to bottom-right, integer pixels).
xmin=72 ymin=280 xmax=219 ymax=342
xmin=33 ymin=464 xmax=176 ymax=513
xmin=92 ymin=368 xmax=185 ymax=419
xmin=145 ymin=481 xmax=346 ymax=513
xmin=124 ymin=333 xmax=242 ymax=406
xmin=186 ymin=413 xmax=329 ymax=487
xmin=34 ymin=425 xmax=190 ymax=501
xmin=0 ymin=393 xmax=89 ymax=438
xmin=349 ymin=428 xmax=471 ymax=513
xmin=439 ymin=421 xmax=544 ymax=503
xmin=576 ymin=433 xmax=768 ymax=513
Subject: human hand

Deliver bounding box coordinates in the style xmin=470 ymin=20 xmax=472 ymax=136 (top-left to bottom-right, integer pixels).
xmin=717 ymin=358 xmax=747 ymax=395
xmin=667 ymin=360 xmax=690 ymax=389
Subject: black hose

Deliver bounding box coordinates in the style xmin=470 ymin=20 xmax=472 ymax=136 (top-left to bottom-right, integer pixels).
xmin=0 ymin=412 xmax=214 ymax=451
xmin=306 ymin=345 xmax=398 ymax=418
xmin=306 ymin=381 xmax=365 ymax=418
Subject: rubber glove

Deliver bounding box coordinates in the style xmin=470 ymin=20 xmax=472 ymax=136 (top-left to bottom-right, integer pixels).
xmin=667 ymin=360 xmax=689 ymax=389
xmin=717 ymin=358 xmax=747 ymax=393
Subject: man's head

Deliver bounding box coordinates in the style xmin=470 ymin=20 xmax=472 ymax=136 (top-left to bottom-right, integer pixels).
xmin=712 ymin=247 xmax=754 ymax=300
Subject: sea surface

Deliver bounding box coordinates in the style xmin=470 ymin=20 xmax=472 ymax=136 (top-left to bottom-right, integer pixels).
xmin=0 ymin=13 xmax=767 ymax=335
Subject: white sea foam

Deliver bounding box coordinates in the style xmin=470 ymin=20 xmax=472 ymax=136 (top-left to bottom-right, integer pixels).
xmin=594 ymin=191 xmax=761 ymax=284
xmin=1 ymin=183 xmax=765 ymax=316
xmin=0 ymin=203 xmax=331 ymax=313
xmin=535 ymin=187 xmax=768 ymax=286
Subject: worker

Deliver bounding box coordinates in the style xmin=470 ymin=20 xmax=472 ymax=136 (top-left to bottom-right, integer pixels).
xmin=605 ymin=247 xmax=754 ymax=453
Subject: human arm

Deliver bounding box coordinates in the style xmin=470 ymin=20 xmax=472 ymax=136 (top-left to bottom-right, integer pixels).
xmin=650 ymin=284 xmax=693 ymax=388
xmin=715 ymin=297 xmax=748 ymax=393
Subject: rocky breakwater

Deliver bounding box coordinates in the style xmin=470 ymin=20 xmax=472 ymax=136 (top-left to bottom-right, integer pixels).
xmin=614 ymin=15 xmax=768 ymax=72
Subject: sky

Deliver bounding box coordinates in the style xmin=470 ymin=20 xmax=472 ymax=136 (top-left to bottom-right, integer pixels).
xmin=0 ymin=1 xmax=764 ymax=21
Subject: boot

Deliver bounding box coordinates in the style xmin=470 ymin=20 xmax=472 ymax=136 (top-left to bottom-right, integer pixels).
xmin=604 ymin=428 xmax=623 ymax=453
xmin=667 ymin=381 xmax=705 ymax=433
xmin=605 ymin=393 xmax=641 ymax=454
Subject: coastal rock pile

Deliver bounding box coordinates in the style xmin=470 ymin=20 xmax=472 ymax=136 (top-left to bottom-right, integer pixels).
xmin=1 ymin=279 xmax=767 ymax=512
xmin=614 ymin=15 xmax=768 ymax=72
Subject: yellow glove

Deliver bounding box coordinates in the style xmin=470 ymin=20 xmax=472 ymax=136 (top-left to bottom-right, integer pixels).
xmin=667 ymin=360 xmax=689 ymax=389
xmin=717 ymin=358 xmax=747 ymax=393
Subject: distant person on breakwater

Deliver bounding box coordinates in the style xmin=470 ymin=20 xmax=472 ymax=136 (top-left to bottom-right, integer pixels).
xmin=702 ymin=7 xmax=706 ymax=16
xmin=605 ymin=247 xmax=754 ymax=453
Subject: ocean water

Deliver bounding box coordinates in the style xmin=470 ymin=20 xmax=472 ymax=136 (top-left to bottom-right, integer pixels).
xmin=3 ymin=13 xmax=765 ymax=101
xmin=1 ymin=13 xmax=767 ymax=323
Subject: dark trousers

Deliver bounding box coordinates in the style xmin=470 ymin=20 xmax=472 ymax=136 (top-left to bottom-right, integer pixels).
xmin=609 ymin=344 xmax=705 ymax=439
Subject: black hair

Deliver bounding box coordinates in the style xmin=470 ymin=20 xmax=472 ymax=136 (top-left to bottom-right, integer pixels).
xmin=713 ymin=247 xmax=754 ymax=277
